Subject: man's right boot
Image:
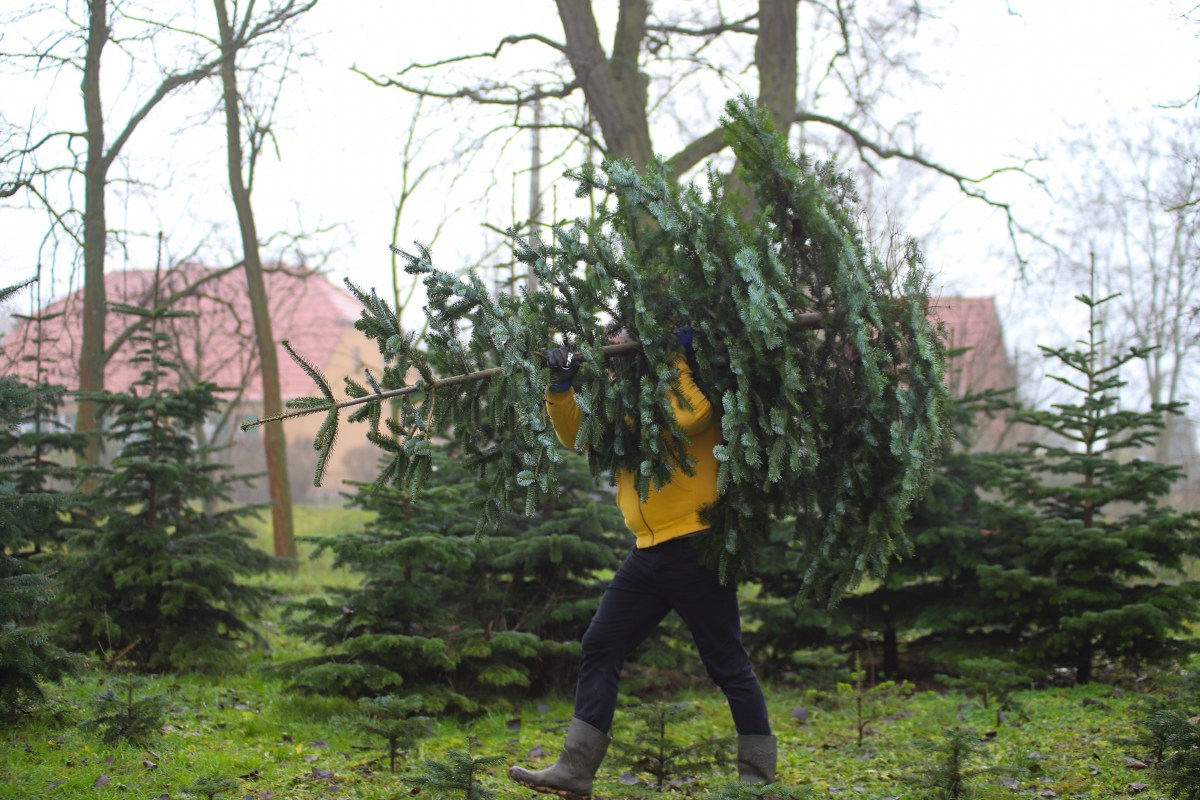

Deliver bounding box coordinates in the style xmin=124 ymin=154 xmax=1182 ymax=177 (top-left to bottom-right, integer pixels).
xmin=737 ymin=733 xmax=778 ymax=784
xmin=508 ymin=717 xmax=611 ymax=799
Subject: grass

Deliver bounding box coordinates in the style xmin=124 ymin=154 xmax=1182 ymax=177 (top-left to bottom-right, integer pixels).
xmin=1 ymin=505 xmax=1185 ymax=799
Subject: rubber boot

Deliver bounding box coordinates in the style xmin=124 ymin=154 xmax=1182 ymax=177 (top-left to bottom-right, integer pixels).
xmin=737 ymin=734 xmax=777 ymax=784
xmin=508 ymin=717 xmax=611 ymax=799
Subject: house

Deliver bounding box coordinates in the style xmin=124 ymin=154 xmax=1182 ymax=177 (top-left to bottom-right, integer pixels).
xmin=1 ymin=265 xmax=387 ymax=501
xmin=932 ymin=296 xmax=1019 ymax=452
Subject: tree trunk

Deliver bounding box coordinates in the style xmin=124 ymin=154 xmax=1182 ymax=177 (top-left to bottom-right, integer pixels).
xmin=215 ymin=0 xmax=297 ymax=560
xmin=556 ymin=0 xmax=652 ymax=168
xmin=755 ymin=0 xmax=799 ymax=132
xmin=77 ymin=0 xmax=109 ymax=477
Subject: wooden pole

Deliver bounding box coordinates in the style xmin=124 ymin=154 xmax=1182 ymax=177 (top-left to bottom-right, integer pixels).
xmin=241 ymin=312 xmax=825 ymax=431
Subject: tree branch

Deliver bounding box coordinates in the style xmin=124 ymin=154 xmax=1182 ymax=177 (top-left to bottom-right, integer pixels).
xmin=665 ymin=126 xmax=726 ymax=178
xmin=646 ymin=13 xmax=758 ymax=37
xmin=796 ymin=109 xmax=1046 ymax=265
xmin=353 ymin=68 xmax=581 ymax=107
xmin=396 ymin=32 xmax=566 ymax=76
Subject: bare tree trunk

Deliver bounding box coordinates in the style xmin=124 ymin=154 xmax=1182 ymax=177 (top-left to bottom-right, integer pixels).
xmin=755 ymin=0 xmax=799 ymax=131
xmin=214 ymin=0 xmax=296 ymax=560
xmin=77 ymin=0 xmax=109 ymax=476
xmin=556 ymin=0 xmax=652 ymax=168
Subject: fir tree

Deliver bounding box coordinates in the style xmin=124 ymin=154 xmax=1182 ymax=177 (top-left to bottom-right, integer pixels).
xmin=284 ymin=449 xmax=625 ymax=707
xmin=254 ymin=96 xmax=949 ymax=602
xmin=0 ymin=278 xmax=80 ymax=708
xmin=405 ymin=741 xmax=506 ymax=800
xmin=611 ymin=700 xmax=733 ymax=791
xmin=0 ymin=376 xmax=79 ymax=709
xmin=971 ymin=288 xmax=1200 ymax=682
xmin=54 ymin=284 xmax=277 ymax=671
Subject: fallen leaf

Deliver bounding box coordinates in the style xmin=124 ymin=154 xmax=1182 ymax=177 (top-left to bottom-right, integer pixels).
xmin=790 ymin=706 xmax=809 ymax=723
xmin=1125 ymin=758 xmax=1149 ymax=769
xmin=47 ymin=780 xmax=65 ymax=789
xmin=94 ymin=774 xmax=110 ymax=788
xmin=259 ymin=792 xmax=275 ymax=800
xmin=1040 ymin=791 xmax=1057 ymax=798
xmin=998 ymin=777 xmax=1020 ymax=789
xmin=304 ymin=754 xmax=319 ymax=762
xmin=142 ymin=760 xmax=157 ymax=769
xmin=506 ymin=719 xmax=522 ymax=732
xmin=536 ymin=703 xmax=549 ymax=714
xmin=308 ymin=739 xmax=328 ymax=748
xmin=1128 ymin=783 xmax=1149 ymax=793
xmin=311 ymin=767 xmax=334 ymax=780
xmin=527 ymin=745 xmax=544 ymax=759
xmin=104 ymin=755 xmax=115 ymax=765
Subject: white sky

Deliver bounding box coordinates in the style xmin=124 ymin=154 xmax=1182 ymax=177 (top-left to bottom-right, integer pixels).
xmin=1 ymin=0 xmax=1196 ymax=379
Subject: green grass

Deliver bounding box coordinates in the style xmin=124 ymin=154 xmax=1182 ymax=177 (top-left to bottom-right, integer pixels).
xmin=1 ymin=669 xmax=1175 ymax=799
xmin=1 ymin=504 xmax=1185 ymax=799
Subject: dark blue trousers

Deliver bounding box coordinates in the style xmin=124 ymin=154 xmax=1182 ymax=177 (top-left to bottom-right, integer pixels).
xmin=572 ymin=535 xmax=772 ymax=735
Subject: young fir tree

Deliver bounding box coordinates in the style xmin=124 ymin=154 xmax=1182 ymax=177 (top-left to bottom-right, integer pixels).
xmin=969 ymin=288 xmax=1200 ymax=683
xmin=54 ymin=289 xmax=276 ymax=671
xmin=255 ymin=96 xmax=948 ymax=603
xmin=284 ymin=448 xmax=626 ymax=708
xmin=0 ymin=279 xmax=81 ymax=708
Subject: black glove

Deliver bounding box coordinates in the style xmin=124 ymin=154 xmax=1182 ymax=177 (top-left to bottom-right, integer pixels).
xmin=546 ymin=346 xmax=580 ymax=391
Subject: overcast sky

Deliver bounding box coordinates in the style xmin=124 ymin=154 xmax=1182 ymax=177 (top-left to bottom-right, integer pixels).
xmin=1 ymin=0 xmax=1196 ymax=359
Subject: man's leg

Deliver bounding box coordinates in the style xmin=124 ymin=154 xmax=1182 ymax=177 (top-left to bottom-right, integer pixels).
xmin=573 ymin=547 xmax=672 ymax=733
xmin=658 ymin=538 xmax=770 ymax=734
xmin=509 ymin=547 xmax=670 ymax=798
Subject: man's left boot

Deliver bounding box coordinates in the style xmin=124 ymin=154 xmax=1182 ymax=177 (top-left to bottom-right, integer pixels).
xmin=737 ymin=734 xmax=777 ymax=784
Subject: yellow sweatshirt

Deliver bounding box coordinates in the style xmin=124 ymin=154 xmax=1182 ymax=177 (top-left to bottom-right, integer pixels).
xmin=545 ymin=355 xmax=720 ymax=548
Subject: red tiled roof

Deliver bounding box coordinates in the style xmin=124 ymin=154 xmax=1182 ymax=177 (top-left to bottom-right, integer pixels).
xmin=1 ymin=265 xmax=368 ymax=401
xmin=930 ymin=296 xmax=1014 ymax=396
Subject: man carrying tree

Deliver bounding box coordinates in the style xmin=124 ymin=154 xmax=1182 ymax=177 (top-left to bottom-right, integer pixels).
xmin=508 ymin=331 xmax=776 ymax=798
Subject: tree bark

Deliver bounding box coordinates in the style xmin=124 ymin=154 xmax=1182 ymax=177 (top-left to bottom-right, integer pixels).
xmin=215 ymin=0 xmax=297 ymax=560
xmin=556 ymin=0 xmax=652 ymax=168
xmin=755 ymin=0 xmax=799 ymax=132
xmin=77 ymin=0 xmax=109 ymax=476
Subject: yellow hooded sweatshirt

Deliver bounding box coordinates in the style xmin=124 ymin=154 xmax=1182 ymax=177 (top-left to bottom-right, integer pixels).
xmin=544 ymin=355 xmax=720 ymax=548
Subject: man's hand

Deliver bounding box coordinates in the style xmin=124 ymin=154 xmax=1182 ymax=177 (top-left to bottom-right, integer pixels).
xmin=674 ymin=326 xmax=695 ymax=357
xmin=547 ymin=346 xmax=580 ymax=391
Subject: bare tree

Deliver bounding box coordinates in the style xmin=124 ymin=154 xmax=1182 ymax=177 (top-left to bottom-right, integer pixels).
xmin=212 ymin=0 xmax=319 ymax=560
xmin=1053 ymin=118 xmax=1200 ymax=467
xmin=357 ymin=0 xmax=1033 ymax=249
xmin=0 ymin=3 xmax=229 ymax=471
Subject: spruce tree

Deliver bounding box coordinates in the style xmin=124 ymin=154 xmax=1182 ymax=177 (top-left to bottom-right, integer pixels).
xmin=971 ymin=288 xmax=1200 ymax=682
xmin=284 ymin=449 xmax=625 ymax=707
xmin=253 ymin=96 xmax=948 ymax=602
xmin=54 ymin=288 xmax=276 ymax=671
xmin=0 ymin=278 xmax=80 ymax=708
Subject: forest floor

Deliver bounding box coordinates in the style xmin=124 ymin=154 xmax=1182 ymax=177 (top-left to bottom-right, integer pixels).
xmin=0 ymin=507 xmax=1183 ymax=800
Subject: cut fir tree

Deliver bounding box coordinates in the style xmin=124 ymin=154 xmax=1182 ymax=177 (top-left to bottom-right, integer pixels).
xmin=249 ymin=96 xmax=949 ymax=602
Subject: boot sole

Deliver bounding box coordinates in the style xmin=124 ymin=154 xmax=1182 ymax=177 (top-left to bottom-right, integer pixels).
xmin=507 ymin=768 xmax=592 ymax=800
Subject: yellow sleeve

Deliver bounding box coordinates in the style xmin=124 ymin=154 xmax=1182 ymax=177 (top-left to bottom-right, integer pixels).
xmin=545 ymin=388 xmax=583 ymax=449
xmin=668 ymin=354 xmax=716 ymax=436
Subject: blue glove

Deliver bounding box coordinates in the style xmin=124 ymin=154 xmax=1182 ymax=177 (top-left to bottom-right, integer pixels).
xmin=546 ymin=346 xmax=580 ymax=392
xmin=674 ymin=326 xmax=695 ymax=357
